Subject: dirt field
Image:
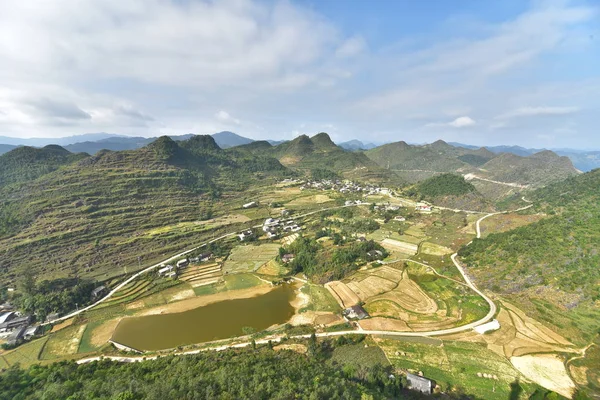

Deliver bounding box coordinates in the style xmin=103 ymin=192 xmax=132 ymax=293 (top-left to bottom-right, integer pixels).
xmin=325 ymin=281 xmax=361 ymax=308
xmin=420 ymin=242 xmax=453 ymax=256
xmin=90 ymin=318 xmax=122 ymax=348
xmin=511 ymin=354 xmax=576 ymax=398
xmin=286 ymin=194 xmax=333 ymax=206
xmin=347 ymin=276 xmax=397 ymax=301
xmin=369 ymin=266 xmax=404 ymax=281
xmin=380 ymin=238 xmax=418 ymax=255
xmin=256 ymin=259 xmax=288 ymax=276
xmin=223 ymin=243 xmax=280 ymax=273
xmin=370 ymin=270 xmax=438 ymax=314
xmin=137 ymin=284 xmax=273 ymax=316
xmin=281 ymin=233 xmax=299 ymax=246
xmin=51 ymin=318 xmax=74 ymax=332
xmin=365 ymin=300 xmax=409 ymax=320
xmin=359 ymin=317 xmax=410 ymax=331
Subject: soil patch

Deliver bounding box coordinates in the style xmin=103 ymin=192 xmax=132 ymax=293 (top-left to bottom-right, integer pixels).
xmin=511 ymin=353 xmax=575 ymax=398
xmin=90 ymin=318 xmax=122 ymax=347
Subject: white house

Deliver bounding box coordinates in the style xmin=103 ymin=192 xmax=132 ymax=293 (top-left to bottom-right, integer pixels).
xmin=242 ymin=201 xmax=257 ymax=209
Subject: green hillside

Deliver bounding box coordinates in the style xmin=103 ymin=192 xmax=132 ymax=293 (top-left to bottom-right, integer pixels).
xmin=0 ymin=136 xmax=288 ymax=285
xmin=0 ymin=145 xmax=88 ymax=187
xmin=458 ymin=169 xmax=600 ymax=344
xmin=239 ymin=133 xmax=402 ymax=184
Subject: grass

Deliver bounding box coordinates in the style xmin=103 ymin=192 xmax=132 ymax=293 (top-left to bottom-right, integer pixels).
xmin=256 ymin=259 xmax=288 ymax=276
xmin=78 ymin=320 xmax=105 ymax=354
xmin=223 ymin=243 xmax=280 ymax=274
xmin=330 ymin=343 xmax=390 ymax=368
xmin=300 ymin=284 xmax=341 ymax=313
xmin=41 ymin=324 xmax=87 ymax=360
xmin=193 ymin=273 xmax=264 ymax=296
xmin=378 ymin=338 xmax=539 ymax=399
xmin=0 ymin=337 xmax=48 ymax=368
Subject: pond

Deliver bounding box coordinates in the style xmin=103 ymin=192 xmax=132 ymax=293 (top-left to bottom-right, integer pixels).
xmin=111 ymin=285 xmax=296 ymax=351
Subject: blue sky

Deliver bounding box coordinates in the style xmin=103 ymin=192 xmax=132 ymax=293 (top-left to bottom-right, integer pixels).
xmin=0 ymin=0 xmax=598 ymax=148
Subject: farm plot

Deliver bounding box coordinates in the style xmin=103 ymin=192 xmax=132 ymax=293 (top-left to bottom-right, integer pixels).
xmin=1 ymin=337 xmax=48 ymax=368
xmin=511 ymin=354 xmax=576 ymax=398
xmin=256 ymin=259 xmax=288 ymax=276
xmin=380 ymin=238 xmax=418 ymax=255
xmin=179 ymin=263 xmax=223 ymax=287
xmin=370 ymin=270 xmax=438 ymax=314
xmin=286 ymin=194 xmax=333 ymax=207
xmin=420 ymin=242 xmax=453 ymax=256
xmin=223 ymin=243 xmax=280 ymax=274
xmin=346 ymin=276 xmax=397 ymax=301
xmin=41 ymin=324 xmax=87 ymax=360
xmin=325 ymin=281 xmax=361 ymax=308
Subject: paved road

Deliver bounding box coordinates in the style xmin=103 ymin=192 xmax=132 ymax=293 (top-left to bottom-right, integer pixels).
xmin=45 ymin=203 xmax=368 ymax=325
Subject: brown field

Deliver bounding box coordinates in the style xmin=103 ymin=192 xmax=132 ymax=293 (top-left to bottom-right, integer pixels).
xmin=256 ymin=259 xmax=288 ymax=276
xmin=369 ymin=265 xmax=404 ymax=281
xmin=370 ymin=270 xmax=438 ymax=314
xmin=325 ymin=281 xmax=361 ymax=308
xmin=179 ymin=263 xmax=223 ymax=287
xmin=365 ymin=300 xmax=409 ymax=320
xmin=90 ymin=318 xmax=122 ymax=348
xmin=51 ymin=318 xmax=74 ymax=332
xmin=347 ymin=276 xmax=397 ymax=301
xmin=281 ymin=233 xmax=299 ymax=246
xmin=420 ymin=242 xmax=453 ymax=256
xmin=359 ymin=317 xmax=410 ymax=331
xmin=380 ymin=238 xmax=418 ymax=254
xmin=511 ymin=354 xmax=576 ymax=398
xmin=286 ymin=194 xmax=333 ymax=206
xmin=480 ymin=213 xmax=545 ymax=237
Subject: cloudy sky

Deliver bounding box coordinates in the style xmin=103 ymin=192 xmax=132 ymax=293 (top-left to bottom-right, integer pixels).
xmin=0 ymin=0 xmax=598 ymax=148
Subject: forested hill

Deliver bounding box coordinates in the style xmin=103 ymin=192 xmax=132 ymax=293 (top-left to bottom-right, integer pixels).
xmin=458 ymin=168 xmax=600 ymax=344
xmin=0 ymin=135 xmax=289 ymax=285
xmin=0 ymin=145 xmax=88 ymax=187
xmin=237 ymin=132 xmax=403 ymax=184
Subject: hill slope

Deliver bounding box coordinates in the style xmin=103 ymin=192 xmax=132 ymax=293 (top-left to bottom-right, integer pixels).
xmin=458 ymin=169 xmax=600 ymax=344
xmin=0 ymin=136 xmax=288 ymax=284
xmin=0 ymin=145 xmax=88 ymax=187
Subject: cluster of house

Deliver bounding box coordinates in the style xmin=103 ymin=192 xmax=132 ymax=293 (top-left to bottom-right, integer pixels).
xmin=342 ymin=305 xmax=370 ymax=320
xmin=300 ymin=179 xmax=391 ymax=196
xmin=0 ymin=310 xmax=39 ymax=347
xmin=157 ymin=253 xmax=213 ymax=278
xmin=238 ymin=217 xmax=302 ymax=242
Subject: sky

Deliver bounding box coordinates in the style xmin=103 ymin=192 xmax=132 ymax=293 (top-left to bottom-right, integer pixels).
xmin=0 ymin=0 xmax=598 ymax=149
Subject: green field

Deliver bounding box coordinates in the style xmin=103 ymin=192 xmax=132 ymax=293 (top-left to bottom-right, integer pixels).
xmin=300 ymin=284 xmax=341 ymax=313
xmin=223 ymin=243 xmax=280 ymax=274
xmin=0 ymin=337 xmax=48 ymax=368
xmin=193 ymin=273 xmax=265 ymax=296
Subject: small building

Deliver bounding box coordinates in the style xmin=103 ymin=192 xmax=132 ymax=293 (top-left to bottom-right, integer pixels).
xmin=24 ymin=325 xmax=41 ymax=340
xmin=406 ymin=372 xmax=434 ymax=395
xmin=0 ymin=311 xmax=16 ymax=324
xmin=238 ymin=229 xmax=254 ymax=241
xmin=158 ymin=265 xmax=175 ymax=276
xmin=0 ymin=315 xmax=33 ymax=333
xmin=199 ymin=253 xmax=213 ymax=262
xmin=394 ymin=216 xmax=406 ymax=222
xmin=343 ymin=305 xmax=369 ymax=320
xmin=267 ymin=231 xmax=279 ymax=239
xmin=281 ymin=254 xmax=295 ymax=263
xmin=242 ymin=201 xmax=257 ymax=209
xmin=176 ymin=259 xmax=189 ymax=269
xmin=415 ymin=204 xmax=432 ymax=212
xmin=344 ymin=200 xmax=354 ymax=206
xmin=356 ymin=237 xmax=367 ymax=242
xmin=281 ymin=209 xmax=290 ymax=216
xmin=91 ymin=286 xmax=107 ymax=299
xmin=165 ymin=271 xmax=177 ymax=279
xmin=6 ymin=325 xmax=26 ymax=346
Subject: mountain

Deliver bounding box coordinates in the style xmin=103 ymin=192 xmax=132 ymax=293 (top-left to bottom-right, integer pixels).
xmin=0 ymin=133 xmax=127 ymax=147
xmin=211 ymin=131 xmax=254 ymax=148
xmin=65 ymin=137 xmax=154 ymax=154
xmin=338 ymin=140 xmax=377 ymax=151
xmin=477 ymin=150 xmax=578 ymax=187
xmin=0 ymin=145 xmax=88 ymax=187
xmin=458 ymin=168 xmax=600 ymax=345
xmin=405 ymin=173 xmax=492 ymax=211
xmin=238 ymin=132 xmax=401 ymax=184
xmin=0 ymin=144 xmax=17 ymax=155
xmin=0 ymin=135 xmax=288 ymax=285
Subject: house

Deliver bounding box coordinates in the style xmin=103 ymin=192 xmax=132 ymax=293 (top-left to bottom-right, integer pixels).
xmin=394 ymin=216 xmax=406 ymax=222
xmin=281 ymin=209 xmax=290 ymax=216
xmin=190 ymin=257 xmax=200 ymax=263
xmin=356 ymin=237 xmax=367 ymax=242
xmin=264 ymin=218 xmax=280 ymax=226
xmin=0 ymin=315 xmax=32 ymax=333
xmin=242 ymin=201 xmax=257 ymax=209
xmin=281 ymin=254 xmax=295 ymax=263
xmin=199 ymin=253 xmax=213 ymax=262
xmin=343 ymin=305 xmax=369 ymax=320
xmin=406 ymin=372 xmax=434 ymax=395
xmin=267 ymin=231 xmax=279 ymax=239
xmin=91 ymin=286 xmax=107 ymax=299
xmin=176 ymin=259 xmax=189 ymax=269
xmin=6 ymin=325 xmax=26 ymax=346
xmin=158 ymin=265 xmax=175 ymax=276
xmin=366 ymin=250 xmax=384 ymax=260
xmin=24 ymin=325 xmax=41 ymax=340
xmin=238 ymin=230 xmax=254 ymax=241
xmin=415 ymin=204 xmax=432 ymax=212
xmin=0 ymin=311 xmax=16 ymax=324
xmin=165 ymin=271 xmax=177 ymax=279
xmin=344 ymin=200 xmax=354 ymax=206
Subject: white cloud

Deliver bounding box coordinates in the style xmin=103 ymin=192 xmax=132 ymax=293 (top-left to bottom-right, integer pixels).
xmin=215 ymin=110 xmax=241 ymax=125
xmin=496 ymin=106 xmax=579 ymax=120
xmin=335 ymin=36 xmax=366 ymax=58
xmin=425 ymin=116 xmax=476 ymax=129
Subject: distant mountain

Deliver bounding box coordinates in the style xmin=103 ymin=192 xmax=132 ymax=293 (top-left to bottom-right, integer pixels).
xmin=0 ymin=144 xmax=17 ymax=155
xmin=338 ymin=140 xmax=377 ymax=151
xmin=0 ymin=133 xmax=127 ymax=147
xmin=211 ymin=131 xmax=254 ymax=149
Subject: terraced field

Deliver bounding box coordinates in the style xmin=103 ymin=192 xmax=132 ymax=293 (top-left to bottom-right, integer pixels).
xmin=179 ymin=263 xmax=223 ymax=287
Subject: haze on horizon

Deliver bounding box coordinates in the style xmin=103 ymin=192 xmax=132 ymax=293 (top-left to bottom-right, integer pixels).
xmin=0 ymin=0 xmax=598 ymax=149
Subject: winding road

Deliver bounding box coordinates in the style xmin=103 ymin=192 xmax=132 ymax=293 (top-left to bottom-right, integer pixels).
xmin=55 ymin=194 xmax=534 ymax=363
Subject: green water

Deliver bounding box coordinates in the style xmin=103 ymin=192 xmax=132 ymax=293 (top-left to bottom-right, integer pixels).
xmin=111 ymin=285 xmax=296 ymax=351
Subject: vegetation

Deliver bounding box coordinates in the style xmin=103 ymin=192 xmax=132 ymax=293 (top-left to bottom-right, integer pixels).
xmin=458 ymin=169 xmax=600 ymax=343
xmin=412 ymin=174 xmax=476 ymax=198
